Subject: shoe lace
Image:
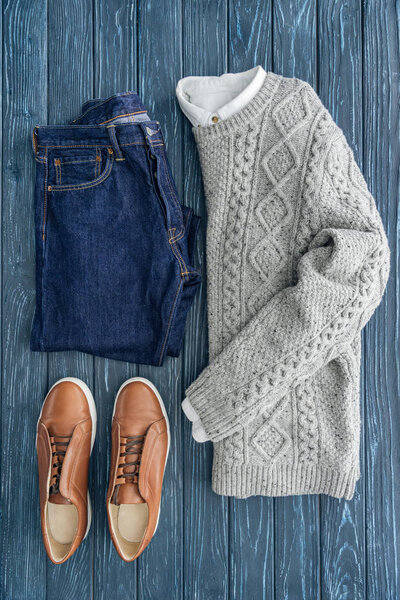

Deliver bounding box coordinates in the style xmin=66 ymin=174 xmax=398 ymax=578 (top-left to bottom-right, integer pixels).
xmin=118 ymin=435 xmax=146 ymax=484
xmin=49 ymin=435 xmax=72 ymax=495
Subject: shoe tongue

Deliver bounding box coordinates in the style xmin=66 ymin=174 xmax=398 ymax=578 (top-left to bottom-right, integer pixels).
xmin=116 ymin=482 xmax=145 ymax=504
xmin=48 ymin=492 xmax=72 ymax=505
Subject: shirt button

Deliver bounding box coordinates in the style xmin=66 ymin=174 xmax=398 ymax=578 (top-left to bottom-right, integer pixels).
xmin=211 ymin=115 xmax=219 ymax=123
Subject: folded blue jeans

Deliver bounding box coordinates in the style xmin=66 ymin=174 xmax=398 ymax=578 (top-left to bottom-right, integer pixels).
xmin=31 ymin=92 xmax=201 ymax=366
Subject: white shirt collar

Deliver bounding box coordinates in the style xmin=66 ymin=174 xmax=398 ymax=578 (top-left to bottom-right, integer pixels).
xmin=176 ymin=66 xmax=267 ymax=127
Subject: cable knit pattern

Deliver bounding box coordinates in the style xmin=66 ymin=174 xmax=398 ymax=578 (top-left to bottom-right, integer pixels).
xmin=183 ymin=72 xmax=390 ymax=499
xmin=221 ymin=121 xmax=260 ymax=345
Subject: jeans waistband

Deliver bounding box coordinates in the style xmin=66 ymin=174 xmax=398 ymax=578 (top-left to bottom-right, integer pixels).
xmin=72 ymin=91 xmax=148 ymax=125
xmin=32 ymin=91 xmax=162 ymax=157
xmin=33 ymin=121 xmax=163 ymax=154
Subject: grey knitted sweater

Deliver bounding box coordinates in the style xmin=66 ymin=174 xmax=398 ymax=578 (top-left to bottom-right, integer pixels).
xmin=182 ymin=72 xmax=390 ymax=500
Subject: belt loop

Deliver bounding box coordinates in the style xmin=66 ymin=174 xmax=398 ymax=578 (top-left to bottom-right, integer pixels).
xmin=138 ymin=121 xmax=161 ymax=150
xmin=106 ymin=125 xmax=124 ymax=161
xmin=32 ymin=126 xmax=38 ymax=156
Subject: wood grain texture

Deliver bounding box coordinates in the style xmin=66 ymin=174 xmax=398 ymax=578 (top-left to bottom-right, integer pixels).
xmin=273 ymin=0 xmax=316 ymax=84
xmin=1 ymin=1 xmax=399 ymax=599
xmin=1 ymin=1 xmax=48 ymax=599
xmin=363 ymin=2 xmax=400 ymax=599
xmin=182 ymin=2 xmax=230 ymax=599
xmin=318 ymin=2 xmax=366 ymax=599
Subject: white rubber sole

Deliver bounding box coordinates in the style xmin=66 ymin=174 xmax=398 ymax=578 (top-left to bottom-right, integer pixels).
xmin=36 ymin=377 xmax=97 ymax=540
xmin=112 ymin=377 xmax=170 ymax=535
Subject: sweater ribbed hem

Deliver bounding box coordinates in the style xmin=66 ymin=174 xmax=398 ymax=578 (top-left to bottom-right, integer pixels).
xmin=193 ymin=71 xmax=281 ymax=142
xmin=212 ymin=459 xmax=358 ymax=500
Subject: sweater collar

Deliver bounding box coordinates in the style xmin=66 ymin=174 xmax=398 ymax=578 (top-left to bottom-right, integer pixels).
xmin=176 ymin=66 xmax=267 ymax=127
xmin=182 ymin=72 xmax=281 ymax=143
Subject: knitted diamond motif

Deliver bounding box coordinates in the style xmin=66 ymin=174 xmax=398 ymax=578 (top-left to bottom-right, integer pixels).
xmin=262 ymin=142 xmax=298 ymax=186
xmin=249 ymin=237 xmax=284 ymax=284
xmin=251 ymin=419 xmax=290 ymax=462
xmin=250 ymin=396 xmax=291 ymax=462
xmin=249 ymin=190 xmax=292 ymax=287
xmin=256 ymin=192 xmax=289 ymax=231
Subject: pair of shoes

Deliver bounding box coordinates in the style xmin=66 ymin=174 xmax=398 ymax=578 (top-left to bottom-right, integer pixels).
xmin=36 ymin=377 xmax=170 ymax=564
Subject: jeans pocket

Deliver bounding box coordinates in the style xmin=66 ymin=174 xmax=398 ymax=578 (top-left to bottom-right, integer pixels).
xmin=47 ymin=146 xmax=114 ymax=192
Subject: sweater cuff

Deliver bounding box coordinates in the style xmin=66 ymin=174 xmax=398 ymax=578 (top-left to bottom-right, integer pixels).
xmin=181 ymin=398 xmax=210 ymax=443
xmin=184 ymin=385 xmax=248 ymax=442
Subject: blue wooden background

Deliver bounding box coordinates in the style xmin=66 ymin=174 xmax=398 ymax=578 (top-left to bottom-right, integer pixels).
xmin=0 ymin=1 xmax=399 ymax=599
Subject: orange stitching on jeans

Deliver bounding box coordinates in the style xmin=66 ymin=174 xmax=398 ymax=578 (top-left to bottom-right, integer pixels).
xmin=170 ymin=240 xmax=186 ymax=274
xmin=171 ymin=230 xmax=185 ymax=243
xmin=60 ymin=158 xmax=97 ymax=164
xmin=169 ymin=234 xmax=189 ymax=278
xmin=32 ymin=128 xmax=38 ymax=154
xmin=122 ymin=141 xmax=149 ymax=146
xmin=170 ymin=208 xmax=195 ymax=279
xmin=54 ymin=158 xmax=61 ymax=184
xmin=48 ymin=154 xmax=114 ymax=191
xmin=38 ymin=144 xmax=109 ymax=149
xmin=169 ymin=208 xmax=191 ymax=243
xmin=171 ymin=207 xmax=192 ymax=244
xmin=167 ymin=228 xmax=186 ymax=273
xmin=38 ymin=142 xmax=149 ymax=149
xmin=42 ymin=148 xmax=48 ymax=241
xmin=154 ymin=151 xmax=183 ymax=240
xmin=100 ymin=111 xmax=147 ymax=125
xmin=95 ymin=148 xmax=101 ymax=176
xmin=154 ymin=151 xmax=187 ymax=274
xmin=160 ymin=151 xmax=184 ymax=239
xmin=71 ymin=92 xmax=141 ymax=122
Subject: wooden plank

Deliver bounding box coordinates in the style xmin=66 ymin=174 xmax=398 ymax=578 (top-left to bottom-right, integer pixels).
xmin=273 ymin=0 xmax=316 ymax=84
xmin=0 ymin=7 xmax=3 ymax=589
xmin=92 ymin=1 xmax=139 ymax=597
xmin=363 ymin=2 xmax=400 ymax=599
xmin=45 ymin=1 xmax=94 ymax=597
xmin=1 ymin=1 xmax=48 ymax=598
xmin=318 ymin=2 xmax=366 ymax=599
xmin=272 ymin=3 xmax=320 ymax=599
xmin=137 ymin=2 xmax=184 ymax=598
xmin=182 ymin=1 xmax=230 ymax=599
xmin=227 ymin=3 xmax=274 ymax=599
xmin=94 ymin=0 xmax=138 ymax=97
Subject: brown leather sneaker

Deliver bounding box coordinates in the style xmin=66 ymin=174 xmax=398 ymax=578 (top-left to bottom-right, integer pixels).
xmin=36 ymin=377 xmax=96 ymax=564
xmin=107 ymin=377 xmax=170 ymax=562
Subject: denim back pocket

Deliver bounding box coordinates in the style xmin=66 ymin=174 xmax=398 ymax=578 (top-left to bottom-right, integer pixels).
xmin=47 ymin=146 xmax=114 ymax=191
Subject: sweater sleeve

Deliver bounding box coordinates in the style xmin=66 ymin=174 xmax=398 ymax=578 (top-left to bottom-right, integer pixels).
xmin=184 ymin=124 xmax=390 ymax=443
